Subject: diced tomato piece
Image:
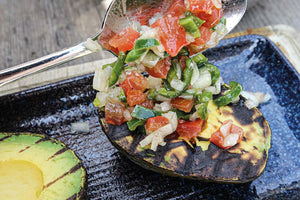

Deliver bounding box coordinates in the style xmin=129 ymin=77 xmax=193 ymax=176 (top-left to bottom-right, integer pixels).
xmin=126 ymin=90 xmax=147 ymax=107
xmin=119 ymin=70 xmax=148 ymax=94
xmin=134 ymin=6 xmax=163 ymax=25
xmin=98 ymin=27 xmax=119 ymax=54
xmin=165 ymin=0 xmax=186 ymax=17
xmin=196 ymin=6 xmax=223 ymax=28
xmin=105 ymin=98 xmax=126 ymax=125
xmin=151 ymin=16 xmax=189 ymax=57
xmin=210 ymin=120 xmax=244 ymax=149
xmin=188 ymin=0 xmax=214 ymax=14
xmin=109 ymin=27 xmax=140 ymax=52
xmin=139 ymin=98 xmax=154 ymax=109
xmin=176 ymin=119 xmax=205 ymax=140
xmin=171 ymin=97 xmax=194 ymax=113
xmin=145 ymin=116 xmax=169 ymax=132
xmin=146 ymin=56 xmax=171 ymax=79
xmin=192 ymin=26 xmax=212 ymax=46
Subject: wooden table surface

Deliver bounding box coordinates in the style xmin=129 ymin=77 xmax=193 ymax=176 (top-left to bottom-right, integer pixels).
xmin=0 ymin=0 xmax=299 ymax=70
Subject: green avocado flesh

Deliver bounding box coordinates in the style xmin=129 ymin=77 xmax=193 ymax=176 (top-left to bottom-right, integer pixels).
xmin=100 ymin=99 xmax=271 ymax=183
xmin=0 ymin=133 xmax=86 ymax=200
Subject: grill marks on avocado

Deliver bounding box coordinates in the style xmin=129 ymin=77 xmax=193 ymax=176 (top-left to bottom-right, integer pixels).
xmin=0 ymin=133 xmax=86 ymax=200
xmin=100 ymin=98 xmax=271 ymax=183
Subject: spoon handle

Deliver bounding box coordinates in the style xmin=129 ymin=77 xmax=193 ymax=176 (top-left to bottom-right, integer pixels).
xmin=0 ymin=42 xmax=94 ymax=87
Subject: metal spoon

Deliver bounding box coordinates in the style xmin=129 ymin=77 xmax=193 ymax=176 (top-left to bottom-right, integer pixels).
xmin=0 ymin=0 xmax=247 ymax=87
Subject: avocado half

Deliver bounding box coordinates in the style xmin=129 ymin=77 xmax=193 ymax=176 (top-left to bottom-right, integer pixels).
xmin=99 ymin=99 xmax=271 ymax=183
xmin=0 ymin=133 xmax=86 ymax=200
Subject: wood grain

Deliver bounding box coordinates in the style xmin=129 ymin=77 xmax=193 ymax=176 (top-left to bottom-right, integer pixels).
xmin=0 ymin=0 xmax=299 ymax=70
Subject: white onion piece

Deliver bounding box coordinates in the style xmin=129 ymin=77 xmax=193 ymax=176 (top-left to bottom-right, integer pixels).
xmin=186 ymin=33 xmax=195 ymax=43
xmin=153 ymin=101 xmax=172 ymax=112
xmin=215 ymin=23 xmax=228 ymax=35
xmin=220 ymin=120 xmax=233 ymax=137
xmin=93 ymin=66 xmax=112 ymax=92
xmin=84 ymin=38 xmax=101 ymax=52
xmin=123 ymin=109 xmax=132 ymax=121
xmin=147 ymin=76 xmax=162 ymax=89
xmin=175 ymin=61 xmax=182 ymax=79
xmin=178 ymin=94 xmax=194 ymax=99
xmin=212 ymin=0 xmax=222 ymax=9
xmin=190 ymin=60 xmax=200 ymax=86
xmin=189 ymin=112 xmax=199 ymax=121
xmin=170 ymin=79 xmax=185 ymax=91
xmin=94 ymin=92 xmax=108 ymax=107
xmin=223 ymin=134 xmax=239 ymax=147
xmin=204 ymin=77 xmax=223 ymax=95
xmin=139 ymin=111 xmax=177 ymax=151
xmin=192 ymin=69 xmax=211 ymax=89
xmin=71 ymin=122 xmax=90 ymax=134
xmin=241 ymin=91 xmax=271 ymax=109
xmin=184 ymin=0 xmax=190 ymax=9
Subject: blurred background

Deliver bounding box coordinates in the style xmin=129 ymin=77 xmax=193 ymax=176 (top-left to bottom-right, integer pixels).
xmin=0 ymin=0 xmax=299 ymax=70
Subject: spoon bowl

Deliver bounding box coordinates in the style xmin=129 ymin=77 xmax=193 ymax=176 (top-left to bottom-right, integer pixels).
xmin=0 ymin=0 xmax=247 ymax=87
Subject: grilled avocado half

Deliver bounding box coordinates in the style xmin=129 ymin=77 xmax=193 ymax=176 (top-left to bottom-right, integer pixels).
xmin=0 ymin=133 xmax=86 ymax=200
xmin=100 ymin=99 xmax=271 ymax=183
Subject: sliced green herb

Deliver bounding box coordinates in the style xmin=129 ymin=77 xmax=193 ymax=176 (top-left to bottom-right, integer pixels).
xmin=147 ymin=89 xmax=157 ymax=100
xmin=179 ymin=16 xmax=201 ymax=38
xmin=158 ymin=58 xmax=194 ymax=98
xmin=197 ymin=102 xmax=209 ymax=120
xmin=200 ymin=63 xmax=220 ymax=85
xmin=109 ymin=51 xmax=126 ymax=87
xmin=192 ymin=53 xmax=208 ymax=67
xmin=213 ymin=81 xmax=243 ymax=107
xmin=127 ymin=118 xmax=145 ymax=131
xmin=125 ymin=49 xmax=147 ymax=63
xmin=131 ymin=105 xmax=161 ymax=120
xmin=118 ymin=88 xmax=127 ymax=102
xmin=134 ymin=38 xmax=160 ymax=50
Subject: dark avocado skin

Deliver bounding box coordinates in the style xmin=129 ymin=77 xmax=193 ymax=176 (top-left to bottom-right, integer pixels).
xmin=99 ymin=98 xmax=271 ymax=183
xmin=0 ymin=133 xmax=86 ymax=200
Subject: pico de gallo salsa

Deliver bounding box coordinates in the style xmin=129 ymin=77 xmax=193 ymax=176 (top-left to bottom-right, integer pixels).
xmin=93 ymin=0 xmax=248 ymax=151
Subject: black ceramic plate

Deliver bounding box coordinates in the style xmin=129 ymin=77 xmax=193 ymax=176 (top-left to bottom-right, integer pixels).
xmin=0 ymin=35 xmax=299 ymax=199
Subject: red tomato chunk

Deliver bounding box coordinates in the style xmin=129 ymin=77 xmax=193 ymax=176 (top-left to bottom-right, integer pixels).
xmin=109 ymin=27 xmax=140 ymax=52
xmin=176 ymin=119 xmax=205 ymax=140
xmin=105 ymin=98 xmax=126 ymax=126
xmin=145 ymin=116 xmax=169 ymax=133
xmin=151 ymin=16 xmax=189 ymax=57
xmin=171 ymin=97 xmax=194 ymax=113
xmin=210 ymin=120 xmax=244 ymax=149
xmin=146 ymin=56 xmax=171 ymax=79
xmin=126 ymin=90 xmax=147 ymax=107
xmin=119 ymin=70 xmax=148 ymax=94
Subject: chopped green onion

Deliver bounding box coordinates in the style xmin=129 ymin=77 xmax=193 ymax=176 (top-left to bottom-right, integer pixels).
xmin=125 ymin=49 xmax=147 ymax=63
xmin=141 ymin=51 xmax=160 ymax=68
xmin=131 ymin=105 xmax=161 ymax=120
xmin=213 ymin=81 xmax=243 ymax=107
xmin=179 ymin=16 xmax=201 ymax=38
xmin=196 ymin=91 xmax=212 ymax=104
xmin=197 ymin=103 xmax=209 ymax=120
xmin=220 ymin=17 xmax=226 ymax=25
xmin=109 ymin=51 xmax=126 ymax=87
xmin=200 ymin=63 xmax=220 ymax=85
xmin=184 ymin=11 xmax=205 ymax=27
xmin=134 ymin=38 xmax=160 ymax=50
xmin=147 ymin=89 xmax=157 ymax=100
xmin=159 ymin=58 xmax=194 ymax=98
xmin=118 ymin=88 xmax=127 ymax=102
xmin=127 ymin=118 xmax=145 ymax=131
xmin=178 ymin=47 xmax=189 ymax=56
xmin=192 ymin=53 xmax=208 ymax=67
